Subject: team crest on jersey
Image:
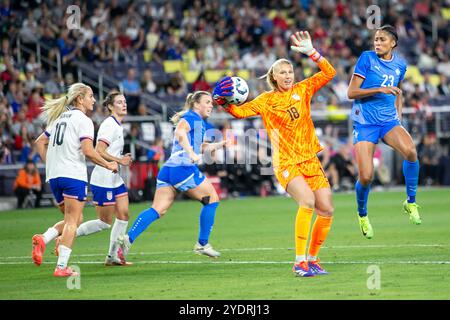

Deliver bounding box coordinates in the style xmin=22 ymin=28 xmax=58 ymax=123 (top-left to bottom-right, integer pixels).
xmin=292 ymin=94 xmax=300 ymax=101
xmin=283 ymin=170 xmax=290 ymax=178
xmin=106 ymin=191 xmax=113 ymax=201
xmin=395 ymin=68 xmax=400 ymax=76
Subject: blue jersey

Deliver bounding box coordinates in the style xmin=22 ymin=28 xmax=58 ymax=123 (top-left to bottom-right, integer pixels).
xmin=351 ymin=51 xmax=407 ymax=125
xmin=164 ymin=110 xmax=206 ymax=167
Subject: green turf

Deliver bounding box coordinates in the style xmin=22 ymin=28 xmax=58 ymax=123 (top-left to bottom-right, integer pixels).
xmin=0 ymin=188 xmax=449 ymax=300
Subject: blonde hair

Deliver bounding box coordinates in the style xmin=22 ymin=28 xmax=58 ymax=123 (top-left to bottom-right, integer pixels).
xmin=103 ymin=90 xmax=123 ymax=114
xmin=41 ymin=82 xmax=91 ymax=125
xmin=260 ymin=58 xmax=293 ymax=91
xmin=170 ymin=91 xmax=211 ymax=125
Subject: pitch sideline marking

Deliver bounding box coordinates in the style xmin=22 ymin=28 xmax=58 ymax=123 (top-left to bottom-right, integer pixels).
xmin=0 ymin=260 xmax=449 ymax=265
xmin=1 ymin=244 xmax=449 ymax=260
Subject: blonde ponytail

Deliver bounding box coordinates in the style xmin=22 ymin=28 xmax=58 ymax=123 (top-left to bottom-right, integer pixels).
xmin=41 ymin=82 xmax=91 ymax=125
xmin=260 ymin=58 xmax=293 ymax=91
xmin=170 ymin=91 xmax=210 ymax=125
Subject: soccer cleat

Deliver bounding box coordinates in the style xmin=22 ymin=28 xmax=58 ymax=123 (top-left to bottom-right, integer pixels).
xmin=117 ymin=235 xmax=131 ymax=259
xmin=308 ymin=259 xmax=328 ymax=275
xmin=104 ymin=254 xmax=133 ymax=266
xmin=193 ymin=242 xmax=221 ymax=258
xmin=117 ymin=247 xmax=133 ymax=265
xmin=292 ymin=261 xmax=315 ymax=277
xmin=54 ymin=236 xmax=61 ymax=256
xmin=32 ymin=234 xmax=46 ymax=266
xmin=403 ymin=201 xmax=422 ymax=225
xmin=54 ymin=267 xmax=79 ymax=277
xmin=358 ymin=215 xmax=374 ymax=239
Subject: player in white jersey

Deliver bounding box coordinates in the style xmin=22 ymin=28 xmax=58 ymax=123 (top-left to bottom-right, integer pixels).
xmin=79 ymin=91 xmax=132 ymax=266
xmin=32 ymin=83 xmax=118 ymax=277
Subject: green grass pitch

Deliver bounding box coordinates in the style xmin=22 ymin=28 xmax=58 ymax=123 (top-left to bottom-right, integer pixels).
xmin=0 ymin=188 xmax=449 ymax=300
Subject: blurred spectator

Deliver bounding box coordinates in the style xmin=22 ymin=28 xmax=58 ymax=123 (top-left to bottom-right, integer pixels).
xmin=325 ymin=142 xmax=357 ymax=191
xmin=437 ymin=74 xmax=450 ymax=96
xmin=141 ymin=69 xmax=157 ymax=94
xmin=25 ymin=88 xmax=44 ymax=121
xmin=12 ymin=108 xmax=35 ymax=138
xmin=13 ymin=160 xmax=42 ymax=208
xmin=418 ymin=132 xmax=444 ymax=185
xmin=192 ymin=72 xmax=212 ymax=92
xmin=420 ymin=72 xmax=438 ymax=97
xmin=166 ymin=71 xmax=187 ymax=97
xmin=189 ymin=48 xmax=207 ymax=71
xmin=120 ymin=68 xmax=141 ymax=114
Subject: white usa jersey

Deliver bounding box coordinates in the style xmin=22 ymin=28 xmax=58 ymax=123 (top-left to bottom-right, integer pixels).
xmin=90 ymin=116 xmax=125 ymax=188
xmin=45 ymin=109 xmax=94 ymax=182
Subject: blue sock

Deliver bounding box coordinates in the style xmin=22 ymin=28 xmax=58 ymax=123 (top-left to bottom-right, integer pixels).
xmin=127 ymin=207 xmax=160 ymax=243
xmin=198 ymin=202 xmax=219 ymax=246
xmin=355 ymin=180 xmax=371 ymax=217
xmin=403 ymin=160 xmax=419 ymax=203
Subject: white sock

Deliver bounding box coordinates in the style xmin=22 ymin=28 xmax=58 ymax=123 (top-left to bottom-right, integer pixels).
xmin=108 ymin=219 xmax=128 ymax=257
xmin=76 ymin=219 xmax=110 ymax=237
xmin=295 ymin=255 xmax=306 ymax=263
xmin=307 ymin=255 xmax=317 ymax=262
xmin=43 ymin=227 xmax=59 ymax=244
xmin=56 ymin=245 xmax=72 ymax=269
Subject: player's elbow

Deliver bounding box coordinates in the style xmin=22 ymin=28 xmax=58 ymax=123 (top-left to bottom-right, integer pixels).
xmin=347 ymin=89 xmax=355 ymax=100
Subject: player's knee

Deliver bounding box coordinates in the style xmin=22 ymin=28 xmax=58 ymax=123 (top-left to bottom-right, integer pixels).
xmin=405 ymin=147 xmax=417 ymax=162
xmin=299 ymin=198 xmax=315 ymax=209
xmin=154 ymin=207 xmax=168 ymax=217
xmin=359 ymin=173 xmax=373 ymax=186
xmin=117 ymin=211 xmax=129 ymax=221
xmin=323 ymin=205 xmax=334 ymax=217
xmin=100 ymin=216 xmax=113 ymax=226
xmin=202 ymin=193 xmax=219 ymax=205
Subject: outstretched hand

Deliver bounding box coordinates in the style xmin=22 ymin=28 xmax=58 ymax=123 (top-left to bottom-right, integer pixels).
xmin=212 ymin=77 xmax=234 ymax=106
xmin=290 ymin=31 xmax=315 ymax=56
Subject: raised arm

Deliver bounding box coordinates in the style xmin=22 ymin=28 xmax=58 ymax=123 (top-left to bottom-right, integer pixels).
xmin=212 ymin=76 xmax=261 ymax=119
xmin=290 ymin=31 xmax=336 ymax=94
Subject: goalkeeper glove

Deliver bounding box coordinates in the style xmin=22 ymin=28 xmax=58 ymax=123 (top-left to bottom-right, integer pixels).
xmin=290 ymin=31 xmax=322 ymax=62
xmin=213 ymin=76 xmax=234 ymax=105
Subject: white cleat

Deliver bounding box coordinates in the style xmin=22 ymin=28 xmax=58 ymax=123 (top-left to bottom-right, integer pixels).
xmin=104 ymin=254 xmax=132 ymax=266
xmin=194 ymin=242 xmax=221 ymax=258
xmin=117 ymin=235 xmax=131 ymax=259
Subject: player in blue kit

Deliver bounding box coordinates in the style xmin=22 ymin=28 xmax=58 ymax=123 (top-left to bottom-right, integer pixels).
xmin=347 ymin=25 xmax=421 ymax=239
xmin=117 ymin=91 xmax=228 ymax=259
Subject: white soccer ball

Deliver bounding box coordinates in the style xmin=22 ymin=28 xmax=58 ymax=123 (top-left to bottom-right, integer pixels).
xmin=227 ymin=76 xmax=249 ymax=105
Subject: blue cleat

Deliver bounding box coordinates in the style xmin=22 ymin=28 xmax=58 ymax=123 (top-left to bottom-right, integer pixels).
xmin=308 ymin=259 xmax=328 ymax=275
xmin=292 ymin=261 xmax=315 ymax=277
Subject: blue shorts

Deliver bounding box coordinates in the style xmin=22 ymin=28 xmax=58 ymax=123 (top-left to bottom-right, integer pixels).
xmin=353 ymin=120 xmax=401 ymax=144
xmin=91 ymin=184 xmax=128 ymax=206
xmin=49 ymin=177 xmax=88 ymax=205
xmin=156 ymin=165 xmax=205 ymax=191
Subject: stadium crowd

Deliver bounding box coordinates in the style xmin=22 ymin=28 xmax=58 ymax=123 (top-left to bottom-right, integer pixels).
xmin=1 ymin=0 xmax=449 ymax=201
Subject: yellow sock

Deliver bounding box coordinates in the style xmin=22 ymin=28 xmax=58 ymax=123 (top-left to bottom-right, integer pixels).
xmin=295 ymin=207 xmax=314 ymax=259
xmin=308 ymin=215 xmax=333 ymax=259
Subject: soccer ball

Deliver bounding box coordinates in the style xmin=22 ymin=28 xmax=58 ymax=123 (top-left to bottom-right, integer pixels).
xmin=227 ymin=76 xmax=249 ymax=105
